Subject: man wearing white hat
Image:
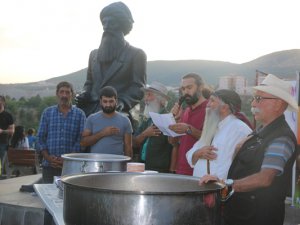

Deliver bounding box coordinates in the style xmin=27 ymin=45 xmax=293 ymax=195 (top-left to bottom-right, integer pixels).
xmin=133 ymin=81 xmax=173 ymax=173
xmin=200 ymin=74 xmax=299 ymax=225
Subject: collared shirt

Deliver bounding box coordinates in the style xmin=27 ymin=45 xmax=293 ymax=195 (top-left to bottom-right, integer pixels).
xmin=186 ymin=114 xmax=252 ymax=179
xmin=37 ymin=105 xmax=86 ymax=167
xmin=176 ymin=100 xmax=208 ymax=175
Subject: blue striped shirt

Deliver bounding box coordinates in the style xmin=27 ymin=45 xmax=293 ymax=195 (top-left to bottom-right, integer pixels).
xmin=37 ymin=105 xmax=86 ymax=166
xmin=262 ymin=136 xmax=295 ymax=174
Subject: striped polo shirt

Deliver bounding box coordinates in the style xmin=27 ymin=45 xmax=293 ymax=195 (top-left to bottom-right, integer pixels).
xmin=262 ymin=136 xmax=295 ymax=174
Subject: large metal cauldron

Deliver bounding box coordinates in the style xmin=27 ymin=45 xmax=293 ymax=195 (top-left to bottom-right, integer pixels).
xmin=62 ymin=173 xmax=224 ymax=225
xmin=61 ymin=153 xmax=131 ymax=175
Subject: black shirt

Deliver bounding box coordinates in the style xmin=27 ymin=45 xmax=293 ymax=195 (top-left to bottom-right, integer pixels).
xmin=0 ymin=110 xmax=14 ymax=144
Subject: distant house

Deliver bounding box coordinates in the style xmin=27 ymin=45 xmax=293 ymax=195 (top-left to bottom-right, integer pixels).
xmin=219 ymin=75 xmax=248 ymax=95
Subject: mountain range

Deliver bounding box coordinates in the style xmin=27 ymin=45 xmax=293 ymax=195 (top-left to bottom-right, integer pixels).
xmin=1 ymin=49 xmax=300 ymax=99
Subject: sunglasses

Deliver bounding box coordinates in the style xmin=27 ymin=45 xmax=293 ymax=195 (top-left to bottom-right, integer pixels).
xmin=252 ymin=96 xmax=279 ymax=103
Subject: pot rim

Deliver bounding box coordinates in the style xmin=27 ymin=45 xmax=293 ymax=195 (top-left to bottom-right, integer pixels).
xmin=61 ymin=153 xmax=131 ymax=162
xmin=61 ymin=173 xmax=225 ymax=195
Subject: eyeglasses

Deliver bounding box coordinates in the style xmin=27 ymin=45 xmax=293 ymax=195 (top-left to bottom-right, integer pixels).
xmin=252 ymin=96 xmax=279 ymax=103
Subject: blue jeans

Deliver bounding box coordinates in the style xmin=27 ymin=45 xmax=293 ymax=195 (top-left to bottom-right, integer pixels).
xmin=0 ymin=144 xmax=8 ymax=174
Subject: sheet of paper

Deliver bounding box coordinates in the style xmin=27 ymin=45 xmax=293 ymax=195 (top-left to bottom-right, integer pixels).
xmin=149 ymin=112 xmax=185 ymax=137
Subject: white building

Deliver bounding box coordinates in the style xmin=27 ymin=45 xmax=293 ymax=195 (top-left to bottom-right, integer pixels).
xmin=219 ymin=75 xmax=248 ymax=95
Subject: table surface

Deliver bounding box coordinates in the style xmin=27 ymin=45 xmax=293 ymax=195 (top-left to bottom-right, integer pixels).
xmin=33 ymin=184 xmax=65 ymax=225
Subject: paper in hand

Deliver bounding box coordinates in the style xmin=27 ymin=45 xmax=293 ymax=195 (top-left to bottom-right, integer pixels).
xmin=149 ymin=112 xmax=185 ymax=137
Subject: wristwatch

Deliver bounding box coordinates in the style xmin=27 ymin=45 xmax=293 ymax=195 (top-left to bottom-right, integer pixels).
xmin=223 ymin=179 xmax=235 ymax=201
xmin=186 ymin=126 xmax=192 ymax=135
xmin=225 ymin=179 xmax=234 ymax=187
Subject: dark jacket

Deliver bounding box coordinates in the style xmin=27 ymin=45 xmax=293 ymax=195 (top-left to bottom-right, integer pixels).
xmin=135 ymin=109 xmax=173 ymax=173
xmin=225 ymin=115 xmax=298 ymax=225
xmin=79 ymin=42 xmax=147 ymax=116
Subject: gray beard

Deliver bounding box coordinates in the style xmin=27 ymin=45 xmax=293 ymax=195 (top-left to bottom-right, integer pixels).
xmin=199 ymin=107 xmax=221 ymax=145
xmin=143 ymin=100 xmax=161 ymax=118
xmin=97 ymin=32 xmax=126 ymax=62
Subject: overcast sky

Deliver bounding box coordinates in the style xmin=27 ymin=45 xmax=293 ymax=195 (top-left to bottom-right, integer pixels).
xmin=1 ymin=0 xmax=300 ymax=83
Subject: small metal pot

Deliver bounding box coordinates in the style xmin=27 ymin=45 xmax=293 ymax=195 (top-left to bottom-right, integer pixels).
xmin=61 ymin=153 xmax=131 ymax=176
xmin=62 ymin=173 xmax=225 ymax=225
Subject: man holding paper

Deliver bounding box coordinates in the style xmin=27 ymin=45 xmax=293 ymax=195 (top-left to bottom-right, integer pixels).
xmin=133 ymin=82 xmax=173 ymax=173
xmin=169 ymin=73 xmax=208 ymax=175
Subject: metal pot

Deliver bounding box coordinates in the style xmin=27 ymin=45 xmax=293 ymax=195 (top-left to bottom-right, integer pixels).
xmin=62 ymin=173 xmax=225 ymax=225
xmin=61 ymin=153 xmax=131 ymax=176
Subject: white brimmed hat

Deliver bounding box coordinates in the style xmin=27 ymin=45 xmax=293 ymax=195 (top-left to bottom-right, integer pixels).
xmin=142 ymin=81 xmax=170 ymax=100
xmin=252 ymin=74 xmax=298 ymax=112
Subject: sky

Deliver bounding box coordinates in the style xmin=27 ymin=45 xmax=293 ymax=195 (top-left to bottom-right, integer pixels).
xmin=1 ymin=0 xmax=300 ymax=84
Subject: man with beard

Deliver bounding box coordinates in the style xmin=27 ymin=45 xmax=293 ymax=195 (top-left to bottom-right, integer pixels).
xmin=75 ymin=2 xmax=147 ymax=117
xmin=37 ymin=81 xmax=86 ymax=183
xmin=200 ymin=74 xmax=299 ymax=225
xmin=133 ymin=82 xmax=173 ymax=172
xmin=81 ymin=86 xmax=132 ymax=157
xmin=186 ymin=89 xmax=252 ymax=179
xmin=169 ymin=73 xmax=208 ymax=175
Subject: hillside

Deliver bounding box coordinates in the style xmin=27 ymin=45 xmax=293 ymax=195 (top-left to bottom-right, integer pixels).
xmin=1 ymin=49 xmax=300 ymax=99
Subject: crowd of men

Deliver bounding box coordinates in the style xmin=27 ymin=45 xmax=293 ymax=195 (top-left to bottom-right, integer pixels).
xmin=1 ymin=73 xmax=298 ymax=225
xmin=0 ymin=2 xmax=299 ymax=225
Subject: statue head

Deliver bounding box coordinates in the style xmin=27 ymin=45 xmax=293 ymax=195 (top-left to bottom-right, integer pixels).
xmin=100 ymin=2 xmax=134 ymax=36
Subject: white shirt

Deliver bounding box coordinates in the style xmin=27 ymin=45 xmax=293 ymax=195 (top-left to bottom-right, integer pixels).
xmin=186 ymin=114 xmax=252 ymax=179
xmin=16 ymin=137 xmax=30 ymax=149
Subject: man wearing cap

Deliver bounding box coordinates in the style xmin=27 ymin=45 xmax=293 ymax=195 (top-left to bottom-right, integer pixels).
xmin=81 ymin=86 xmax=133 ymax=157
xmin=133 ymin=82 xmax=173 ymax=173
xmin=75 ymin=2 xmax=147 ymax=117
xmin=186 ymin=89 xmax=252 ymax=179
xmin=200 ymin=74 xmax=299 ymax=225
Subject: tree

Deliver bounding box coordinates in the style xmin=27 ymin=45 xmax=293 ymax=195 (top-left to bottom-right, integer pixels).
xmin=4 ymin=95 xmax=56 ymax=131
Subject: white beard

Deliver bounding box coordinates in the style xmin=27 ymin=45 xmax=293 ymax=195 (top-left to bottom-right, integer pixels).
xmin=199 ymin=107 xmax=221 ymax=145
xmin=143 ymin=99 xmax=161 ymax=118
xmin=251 ymin=107 xmax=260 ymax=114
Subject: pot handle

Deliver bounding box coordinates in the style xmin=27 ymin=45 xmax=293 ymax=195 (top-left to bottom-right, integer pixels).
xmin=80 ymin=161 xmax=87 ymax=173
xmin=54 ymin=176 xmax=63 ymax=191
xmin=221 ymin=188 xmax=235 ymax=202
xmin=99 ymin=162 xmax=104 ymax=172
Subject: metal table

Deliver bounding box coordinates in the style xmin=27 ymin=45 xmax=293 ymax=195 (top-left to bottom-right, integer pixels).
xmin=34 ymin=184 xmax=65 ymax=225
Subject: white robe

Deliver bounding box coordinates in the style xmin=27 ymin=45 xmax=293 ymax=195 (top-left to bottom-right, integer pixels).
xmin=186 ymin=114 xmax=252 ymax=179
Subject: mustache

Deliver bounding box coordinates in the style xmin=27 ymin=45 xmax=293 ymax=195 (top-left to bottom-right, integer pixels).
xmin=251 ymin=107 xmax=260 ymax=114
xmin=60 ymin=97 xmax=69 ymax=102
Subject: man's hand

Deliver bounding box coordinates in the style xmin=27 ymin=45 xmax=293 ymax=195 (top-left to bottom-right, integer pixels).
xmin=171 ymin=103 xmax=180 ymax=116
xmin=102 ymin=126 xmax=120 ymax=136
xmin=192 ymin=146 xmax=217 ymax=165
xmin=169 ymin=123 xmax=189 ymax=134
xmin=198 ymin=146 xmax=217 ymax=160
xmin=46 ymin=155 xmax=63 ymax=168
xmin=199 ymin=175 xmax=220 ymax=185
xmin=143 ymin=125 xmax=161 ymax=137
